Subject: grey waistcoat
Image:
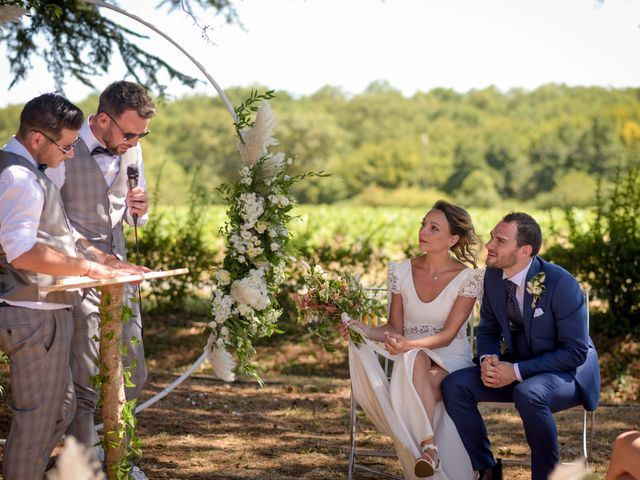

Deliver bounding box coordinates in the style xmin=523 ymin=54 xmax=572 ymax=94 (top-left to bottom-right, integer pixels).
xmin=0 ymin=151 xmax=77 ymax=303
xmin=61 ymin=139 xmax=139 ymax=260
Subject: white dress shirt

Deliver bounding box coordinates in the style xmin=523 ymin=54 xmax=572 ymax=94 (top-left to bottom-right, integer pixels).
xmin=47 ymin=117 xmax=149 ymax=226
xmin=0 ymin=137 xmax=70 ymax=309
xmin=503 ymin=259 xmax=534 ymax=382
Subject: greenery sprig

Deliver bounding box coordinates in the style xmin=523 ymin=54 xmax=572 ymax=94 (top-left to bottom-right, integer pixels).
xmin=233 ymin=88 xmax=276 ymax=141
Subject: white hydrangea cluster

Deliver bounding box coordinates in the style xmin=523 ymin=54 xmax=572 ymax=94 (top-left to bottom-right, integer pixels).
xmin=238 ymin=192 xmax=265 ymax=229
xmin=210 ymin=289 xmax=235 ymax=325
xmin=230 ymin=267 xmax=270 ymax=311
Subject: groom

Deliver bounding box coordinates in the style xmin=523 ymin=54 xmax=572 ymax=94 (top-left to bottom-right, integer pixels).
xmin=442 ymin=212 xmax=600 ymax=480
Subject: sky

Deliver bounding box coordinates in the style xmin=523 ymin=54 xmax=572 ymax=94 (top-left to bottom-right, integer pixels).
xmin=1 ymin=0 xmax=639 ymax=107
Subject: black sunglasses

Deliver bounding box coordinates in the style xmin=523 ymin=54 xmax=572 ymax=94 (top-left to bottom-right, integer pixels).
xmin=105 ymin=112 xmax=151 ymax=142
xmin=32 ymin=129 xmax=80 ymax=154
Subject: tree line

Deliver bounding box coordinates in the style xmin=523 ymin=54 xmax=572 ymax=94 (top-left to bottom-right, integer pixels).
xmin=1 ymin=81 xmax=639 ymax=207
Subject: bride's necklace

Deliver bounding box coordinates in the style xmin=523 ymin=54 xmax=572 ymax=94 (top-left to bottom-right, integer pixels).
xmin=415 ymin=260 xmax=441 ymax=280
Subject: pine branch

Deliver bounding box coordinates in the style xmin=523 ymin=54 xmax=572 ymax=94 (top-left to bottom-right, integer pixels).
xmin=0 ymin=0 xmax=240 ymax=93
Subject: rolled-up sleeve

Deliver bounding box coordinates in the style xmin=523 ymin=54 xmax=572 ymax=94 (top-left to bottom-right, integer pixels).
xmin=0 ymin=166 xmax=44 ymax=262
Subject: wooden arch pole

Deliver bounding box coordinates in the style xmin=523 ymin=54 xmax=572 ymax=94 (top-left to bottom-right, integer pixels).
xmin=99 ymin=283 xmax=127 ymax=480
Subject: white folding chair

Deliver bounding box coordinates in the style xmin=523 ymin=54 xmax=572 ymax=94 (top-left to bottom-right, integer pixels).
xmin=470 ymin=289 xmax=596 ymax=468
xmin=348 ymin=287 xmax=401 ymax=480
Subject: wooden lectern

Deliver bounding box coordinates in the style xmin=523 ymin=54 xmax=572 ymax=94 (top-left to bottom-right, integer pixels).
xmin=42 ymin=268 xmax=188 ymax=479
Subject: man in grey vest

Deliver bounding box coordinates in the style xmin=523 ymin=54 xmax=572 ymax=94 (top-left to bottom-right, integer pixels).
xmin=47 ymin=81 xmax=154 ymax=478
xmin=0 ymin=93 xmax=135 ymax=480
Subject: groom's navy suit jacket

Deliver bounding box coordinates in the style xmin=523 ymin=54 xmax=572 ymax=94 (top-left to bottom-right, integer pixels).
xmin=477 ymin=256 xmax=600 ymax=411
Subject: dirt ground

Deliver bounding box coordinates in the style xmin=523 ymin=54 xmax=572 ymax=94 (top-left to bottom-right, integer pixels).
xmin=0 ymin=312 xmax=638 ymax=479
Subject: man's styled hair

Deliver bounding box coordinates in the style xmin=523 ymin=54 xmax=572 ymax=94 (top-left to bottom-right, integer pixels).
xmin=97 ymin=81 xmax=156 ymax=119
xmin=502 ymin=212 xmax=542 ymax=257
xmin=17 ymin=93 xmax=84 ymax=140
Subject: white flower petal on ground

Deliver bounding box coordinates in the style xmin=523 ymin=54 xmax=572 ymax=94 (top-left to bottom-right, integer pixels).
xmin=238 ymin=102 xmax=278 ymax=166
xmin=206 ymin=336 xmax=236 ymax=382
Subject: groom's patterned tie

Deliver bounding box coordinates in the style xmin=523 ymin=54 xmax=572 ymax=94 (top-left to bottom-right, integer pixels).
xmin=505 ymin=279 xmax=524 ymax=330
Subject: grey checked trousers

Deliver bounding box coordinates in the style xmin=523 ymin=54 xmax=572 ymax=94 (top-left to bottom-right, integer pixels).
xmin=0 ymin=305 xmax=76 ymax=480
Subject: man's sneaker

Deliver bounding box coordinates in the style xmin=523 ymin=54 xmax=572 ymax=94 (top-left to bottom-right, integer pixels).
xmin=130 ymin=466 xmax=149 ymax=480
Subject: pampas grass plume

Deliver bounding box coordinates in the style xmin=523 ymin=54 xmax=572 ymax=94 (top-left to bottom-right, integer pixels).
xmin=206 ymin=336 xmax=236 ymax=382
xmin=238 ymin=102 xmax=278 ymax=166
xmin=548 ymin=459 xmax=590 ymax=480
xmin=47 ymin=436 xmax=105 ymax=480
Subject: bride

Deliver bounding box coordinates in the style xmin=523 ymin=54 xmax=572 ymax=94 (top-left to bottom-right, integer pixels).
xmin=340 ymin=200 xmax=484 ymax=480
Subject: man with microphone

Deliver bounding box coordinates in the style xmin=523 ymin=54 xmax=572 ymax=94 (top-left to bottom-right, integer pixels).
xmin=47 ymin=80 xmax=154 ymax=479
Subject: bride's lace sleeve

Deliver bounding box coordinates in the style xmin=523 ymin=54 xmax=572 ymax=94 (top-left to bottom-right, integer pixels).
xmin=387 ymin=262 xmax=401 ymax=295
xmin=458 ymin=268 xmax=485 ymax=299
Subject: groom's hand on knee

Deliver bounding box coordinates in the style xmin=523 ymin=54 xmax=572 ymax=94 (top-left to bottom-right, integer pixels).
xmin=493 ymin=362 xmax=517 ymax=388
xmin=481 ymin=354 xmax=500 ymax=387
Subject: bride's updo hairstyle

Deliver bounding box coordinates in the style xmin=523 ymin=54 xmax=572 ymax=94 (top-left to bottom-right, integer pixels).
xmin=431 ymin=200 xmax=478 ymax=268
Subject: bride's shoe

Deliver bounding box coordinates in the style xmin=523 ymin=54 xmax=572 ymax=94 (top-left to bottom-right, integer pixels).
xmin=414 ymin=443 xmax=440 ymax=478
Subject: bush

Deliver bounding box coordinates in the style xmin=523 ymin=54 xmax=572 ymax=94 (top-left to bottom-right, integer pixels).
xmin=127 ymin=170 xmax=219 ymax=311
xmin=534 ymin=170 xmax=599 ymax=208
xmin=546 ymin=165 xmax=640 ymax=334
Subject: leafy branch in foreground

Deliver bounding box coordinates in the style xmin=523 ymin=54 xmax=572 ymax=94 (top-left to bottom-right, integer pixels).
xmin=0 ymin=0 xmax=240 ymax=93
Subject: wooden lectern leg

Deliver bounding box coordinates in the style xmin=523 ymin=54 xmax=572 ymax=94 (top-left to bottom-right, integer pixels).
xmin=99 ymin=284 xmax=127 ymax=479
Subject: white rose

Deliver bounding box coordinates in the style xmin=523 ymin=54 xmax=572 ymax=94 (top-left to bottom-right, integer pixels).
xmin=220 ymin=326 xmax=229 ymax=336
xmin=278 ymin=195 xmax=290 ymax=207
xmin=215 ymin=269 xmax=231 ymax=286
xmin=270 ymin=242 xmax=280 ymax=252
xmin=255 ymin=221 xmax=268 ymax=234
xmin=238 ymin=255 xmax=246 ymax=263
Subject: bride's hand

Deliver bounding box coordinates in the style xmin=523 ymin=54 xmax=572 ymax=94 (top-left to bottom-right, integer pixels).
xmin=337 ymin=321 xmax=351 ymax=341
xmin=384 ymin=332 xmax=410 ymax=354
xmin=338 ymin=314 xmax=365 ymax=341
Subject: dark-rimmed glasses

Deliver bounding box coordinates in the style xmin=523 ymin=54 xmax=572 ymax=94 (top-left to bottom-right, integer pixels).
xmin=32 ymin=129 xmax=80 ymax=154
xmin=105 ymin=112 xmax=151 ymax=142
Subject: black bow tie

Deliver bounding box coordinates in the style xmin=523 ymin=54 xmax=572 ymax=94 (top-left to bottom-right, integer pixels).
xmin=38 ymin=164 xmax=48 ymax=172
xmin=91 ymin=145 xmax=111 ymax=156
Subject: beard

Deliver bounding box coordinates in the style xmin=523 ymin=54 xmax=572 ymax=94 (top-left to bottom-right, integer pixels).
xmin=487 ymin=248 xmax=519 ymax=270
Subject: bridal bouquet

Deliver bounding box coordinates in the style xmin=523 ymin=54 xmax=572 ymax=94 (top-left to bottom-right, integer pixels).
xmin=205 ymin=90 xmax=318 ymax=383
xmin=294 ymin=265 xmax=379 ymax=351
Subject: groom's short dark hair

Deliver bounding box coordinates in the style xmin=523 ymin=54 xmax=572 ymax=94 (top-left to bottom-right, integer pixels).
xmin=502 ymin=212 xmax=542 ymax=257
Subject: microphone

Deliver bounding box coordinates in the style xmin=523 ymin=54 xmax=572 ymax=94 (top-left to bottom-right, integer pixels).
xmin=127 ymin=164 xmax=143 ymax=311
xmin=126 ymin=165 xmax=139 ymax=225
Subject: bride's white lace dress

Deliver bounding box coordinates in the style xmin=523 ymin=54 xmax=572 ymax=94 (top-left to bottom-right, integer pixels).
xmin=349 ymin=260 xmax=484 ymax=480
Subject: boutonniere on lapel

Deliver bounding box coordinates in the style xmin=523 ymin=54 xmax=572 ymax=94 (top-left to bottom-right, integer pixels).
xmin=526 ymin=272 xmax=546 ymax=308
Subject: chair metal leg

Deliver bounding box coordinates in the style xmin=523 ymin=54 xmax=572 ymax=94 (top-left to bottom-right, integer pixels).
xmin=589 ymin=410 xmax=596 ymax=461
xmin=582 ymin=408 xmax=588 ymax=460
xmin=348 ymin=383 xmax=357 ymax=480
